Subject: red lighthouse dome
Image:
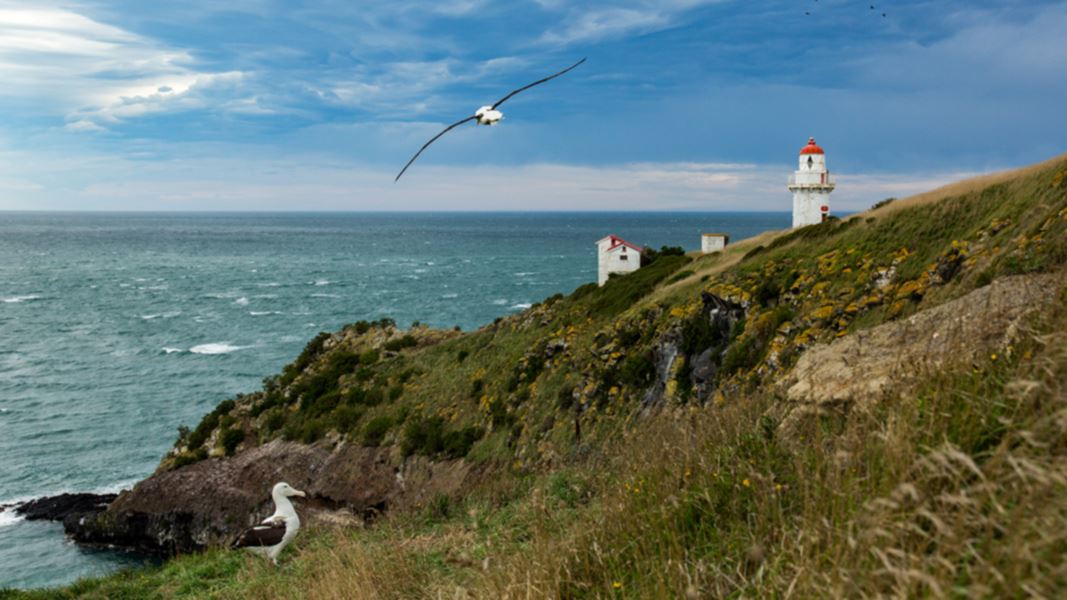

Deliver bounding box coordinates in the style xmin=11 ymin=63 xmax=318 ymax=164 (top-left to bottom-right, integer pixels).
xmin=799 ymin=137 xmax=825 ymax=155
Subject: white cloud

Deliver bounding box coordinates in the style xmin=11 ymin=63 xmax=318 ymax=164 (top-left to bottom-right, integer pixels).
xmin=536 ymin=0 xmax=725 ymax=46
xmin=0 ymin=2 xmax=247 ymax=129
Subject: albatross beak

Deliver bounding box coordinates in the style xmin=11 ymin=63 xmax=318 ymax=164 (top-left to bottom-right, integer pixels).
xmin=293 ymin=489 xmax=306 ymax=498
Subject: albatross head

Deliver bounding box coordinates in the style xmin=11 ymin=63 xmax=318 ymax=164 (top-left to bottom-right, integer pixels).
xmin=272 ymin=482 xmax=306 ymax=499
xmin=475 ymin=105 xmax=502 ymax=125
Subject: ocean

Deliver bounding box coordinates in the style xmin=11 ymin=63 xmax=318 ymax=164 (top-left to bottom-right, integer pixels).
xmin=0 ymin=211 xmax=788 ymax=589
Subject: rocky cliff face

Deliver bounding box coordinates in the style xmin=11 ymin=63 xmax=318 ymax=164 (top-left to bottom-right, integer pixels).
xmin=67 ymin=439 xmax=473 ymax=554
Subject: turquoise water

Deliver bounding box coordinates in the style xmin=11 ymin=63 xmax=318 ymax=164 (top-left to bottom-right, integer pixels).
xmin=0 ymin=212 xmax=787 ymax=589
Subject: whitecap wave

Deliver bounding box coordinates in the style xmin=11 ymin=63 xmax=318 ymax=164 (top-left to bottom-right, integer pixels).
xmin=313 ymin=279 xmax=332 ymax=286
xmin=441 ymin=293 xmax=459 ymax=299
xmin=511 ymin=303 xmax=533 ymax=310
xmin=492 ymin=299 xmax=508 ymax=305
xmin=0 ymin=508 xmax=23 ymax=529
xmin=515 ymin=272 xmax=535 ymax=277
xmin=189 ymin=343 xmax=248 ymax=355
xmin=162 ymin=347 xmax=184 ymax=354
xmin=249 ymin=311 xmax=282 ymax=316
xmin=234 ymin=297 xmax=249 ymax=306
xmin=2 ymin=295 xmax=42 ymax=304
xmin=256 ymin=282 xmax=281 ymax=288
xmin=144 ymin=311 xmax=181 ymax=320
xmin=310 ymin=293 xmax=340 ymax=298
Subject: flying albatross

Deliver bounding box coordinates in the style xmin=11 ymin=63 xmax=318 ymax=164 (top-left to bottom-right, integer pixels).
xmin=232 ymin=482 xmax=306 ymax=564
xmin=394 ymin=57 xmax=586 ymax=181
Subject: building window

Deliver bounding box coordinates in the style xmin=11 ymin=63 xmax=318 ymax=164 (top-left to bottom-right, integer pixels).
xmin=619 ymin=255 xmax=628 ymax=261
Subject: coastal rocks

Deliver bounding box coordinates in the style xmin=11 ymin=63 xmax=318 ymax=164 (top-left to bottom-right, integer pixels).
xmin=642 ymin=292 xmax=745 ymax=408
xmin=14 ymin=492 xmax=117 ymax=522
xmin=67 ymin=439 xmax=473 ymax=555
xmin=691 ymin=292 xmax=746 ymax=400
xmin=774 ymin=272 xmax=1065 ymax=440
xmin=641 ymin=328 xmax=682 ymax=409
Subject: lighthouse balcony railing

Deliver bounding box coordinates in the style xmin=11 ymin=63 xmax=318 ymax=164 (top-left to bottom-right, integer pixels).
xmin=788 ymin=173 xmax=836 ymax=187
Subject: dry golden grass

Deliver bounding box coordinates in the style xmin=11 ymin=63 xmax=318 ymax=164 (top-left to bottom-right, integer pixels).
xmin=870 ymin=152 xmax=1067 ymax=218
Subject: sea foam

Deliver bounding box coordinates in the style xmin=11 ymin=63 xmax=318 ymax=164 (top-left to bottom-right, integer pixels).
xmin=189 ymin=343 xmax=248 ymax=355
xmin=0 ymin=508 xmax=23 ymax=529
xmin=2 ymin=295 xmax=42 ymax=304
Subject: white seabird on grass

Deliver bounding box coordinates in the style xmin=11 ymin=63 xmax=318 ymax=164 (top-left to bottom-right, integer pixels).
xmin=232 ymin=482 xmax=306 ymax=565
xmin=394 ymin=57 xmax=586 ymax=181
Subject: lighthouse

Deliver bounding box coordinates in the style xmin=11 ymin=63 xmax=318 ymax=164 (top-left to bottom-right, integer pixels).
xmin=787 ymin=137 xmax=836 ymax=228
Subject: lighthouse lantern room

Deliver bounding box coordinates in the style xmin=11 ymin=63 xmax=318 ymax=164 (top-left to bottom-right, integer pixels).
xmin=787 ymin=137 xmax=836 ymax=228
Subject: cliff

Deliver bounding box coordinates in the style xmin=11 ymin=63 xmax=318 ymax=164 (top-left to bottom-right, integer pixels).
xmin=16 ymin=153 xmax=1067 ymax=598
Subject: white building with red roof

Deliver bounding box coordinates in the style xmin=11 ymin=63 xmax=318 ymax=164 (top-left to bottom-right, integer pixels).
xmin=596 ymin=234 xmax=643 ymax=286
xmin=787 ymin=137 xmax=836 ymax=228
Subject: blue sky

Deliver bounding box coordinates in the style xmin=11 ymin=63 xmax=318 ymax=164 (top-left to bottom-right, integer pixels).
xmin=0 ymin=0 xmax=1064 ymax=211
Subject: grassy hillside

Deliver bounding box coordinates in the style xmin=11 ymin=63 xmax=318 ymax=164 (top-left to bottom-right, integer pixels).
xmin=6 ymin=153 xmax=1067 ymax=599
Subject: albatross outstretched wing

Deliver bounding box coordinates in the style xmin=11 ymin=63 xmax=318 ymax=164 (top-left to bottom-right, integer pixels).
xmin=489 ymin=58 xmax=586 ymax=111
xmin=395 ymin=115 xmax=478 ymax=181
xmin=232 ymin=522 xmax=286 ymax=548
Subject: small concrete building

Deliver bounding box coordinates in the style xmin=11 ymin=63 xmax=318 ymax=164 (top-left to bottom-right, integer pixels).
xmin=701 ymin=233 xmax=729 ymax=254
xmin=596 ymin=235 xmax=643 ymax=286
xmin=787 ymin=137 xmax=836 ymax=228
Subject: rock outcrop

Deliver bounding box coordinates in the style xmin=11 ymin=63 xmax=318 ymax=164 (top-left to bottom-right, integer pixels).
xmin=774 ymin=272 xmax=1065 ymax=437
xmin=66 ymin=439 xmax=473 ymax=555
xmin=14 ymin=493 xmax=116 ymax=523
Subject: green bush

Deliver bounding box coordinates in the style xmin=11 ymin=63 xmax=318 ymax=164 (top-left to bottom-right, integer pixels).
xmin=362 ymin=415 xmax=394 ymax=446
xmin=334 ymin=406 xmax=365 ymax=433
xmin=279 ymin=332 xmax=331 ymax=388
xmin=618 ymin=351 xmax=656 ymax=387
xmin=220 ymin=428 xmax=245 ymax=456
xmin=301 ymin=419 xmax=326 ymax=443
xmin=402 ymin=416 xmax=484 ymax=458
xmin=384 ymin=335 xmax=418 ymax=352
xmin=186 ymin=412 xmax=219 ymax=449
xmin=401 ymin=416 xmax=446 ymax=457
xmin=264 ymin=410 xmax=285 ymax=432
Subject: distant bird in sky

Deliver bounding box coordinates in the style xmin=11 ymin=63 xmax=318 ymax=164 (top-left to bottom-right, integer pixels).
xmin=232 ymin=482 xmax=305 ymax=565
xmin=394 ymin=58 xmax=586 ymax=182
xmin=806 ymin=1 xmax=888 ymax=18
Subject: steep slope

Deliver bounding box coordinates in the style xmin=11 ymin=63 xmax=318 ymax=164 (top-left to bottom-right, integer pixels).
xmin=13 ymin=153 xmax=1067 ymax=599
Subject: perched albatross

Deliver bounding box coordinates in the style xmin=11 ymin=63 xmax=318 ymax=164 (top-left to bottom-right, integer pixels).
xmin=394 ymin=57 xmax=586 ymax=181
xmin=232 ymin=482 xmax=306 ymax=564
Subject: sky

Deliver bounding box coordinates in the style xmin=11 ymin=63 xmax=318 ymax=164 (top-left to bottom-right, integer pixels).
xmin=0 ymin=0 xmax=1064 ymax=211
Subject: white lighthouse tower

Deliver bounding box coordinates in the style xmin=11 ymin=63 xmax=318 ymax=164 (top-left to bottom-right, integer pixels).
xmin=787 ymin=137 xmax=836 ymax=228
